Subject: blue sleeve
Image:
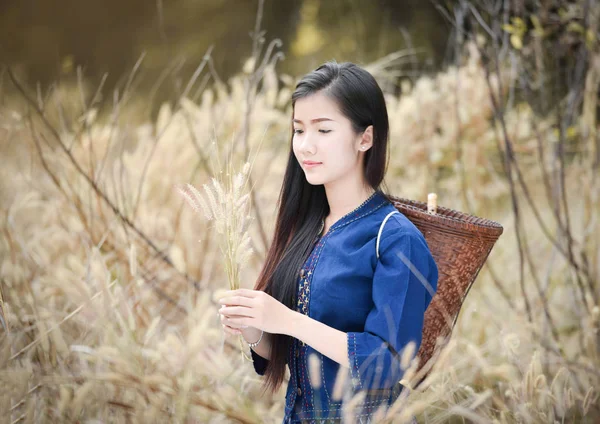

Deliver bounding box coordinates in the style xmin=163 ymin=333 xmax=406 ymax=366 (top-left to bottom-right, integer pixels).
xmin=347 ymin=229 xmax=438 ymax=391
xmin=250 ymin=348 xmax=269 ymax=376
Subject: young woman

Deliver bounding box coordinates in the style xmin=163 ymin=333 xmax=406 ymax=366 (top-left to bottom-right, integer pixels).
xmin=218 ymin=62 xmax=438 ymax=423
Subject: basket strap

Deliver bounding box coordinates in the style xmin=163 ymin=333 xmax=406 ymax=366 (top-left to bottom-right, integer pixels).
xmin=376 ymin=210 xmax=400 ymax=259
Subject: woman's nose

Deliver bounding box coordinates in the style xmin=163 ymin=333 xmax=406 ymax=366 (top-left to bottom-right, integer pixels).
xmin=298 ymin=132 xmax=316 ymax=154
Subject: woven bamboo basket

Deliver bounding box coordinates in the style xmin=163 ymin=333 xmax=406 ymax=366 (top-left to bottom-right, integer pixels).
xmin=389 ymin=195 xmax=504 ymax=385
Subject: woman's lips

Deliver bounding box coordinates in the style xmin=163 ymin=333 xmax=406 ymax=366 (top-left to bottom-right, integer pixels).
xmin=303 ymin=161 xmax=322 ymax=169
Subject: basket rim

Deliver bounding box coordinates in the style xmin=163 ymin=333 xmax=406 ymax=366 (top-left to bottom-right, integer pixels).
xmin=389 ymin=195 xmax=504 ymax=236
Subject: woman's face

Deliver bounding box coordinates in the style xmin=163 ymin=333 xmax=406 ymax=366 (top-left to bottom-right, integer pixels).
xmin=292 ymin=91 xmax=372 ymax=187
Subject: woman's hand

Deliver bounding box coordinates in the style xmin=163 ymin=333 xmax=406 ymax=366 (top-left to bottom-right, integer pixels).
xmin=218 ymin=288 xmax=294 ymax=335
xmin=219 ymin=312 xmax=243 ymax=336
xmin=219 ymin=310 xmax=262 ymax=344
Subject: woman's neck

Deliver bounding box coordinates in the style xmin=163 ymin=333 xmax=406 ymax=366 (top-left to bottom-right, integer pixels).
xmin=324 ymin=184 xmax=376 ymax=223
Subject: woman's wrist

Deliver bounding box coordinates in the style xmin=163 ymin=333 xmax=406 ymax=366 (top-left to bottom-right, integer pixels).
xmin=241 ymin=327 xmax=262 ymax=344
xmin=246 ymin=330 xmax=263 ymax=348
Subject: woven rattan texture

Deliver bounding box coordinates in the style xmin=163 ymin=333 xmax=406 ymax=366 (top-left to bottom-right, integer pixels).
xmin=389 ymin=196 xmax=503 ymax=383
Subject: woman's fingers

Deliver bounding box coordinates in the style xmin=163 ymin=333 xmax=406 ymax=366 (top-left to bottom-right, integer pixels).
xmin=224 ymin=316 xmax=250 ymax=328
xmin=222 ymin=324 xmax=241 ymax=336
xmin=220 ymin=306 xmax=254 ymax=318
xmin=219 ymin=289 xmax=258 ymax=300
xmin=219 ymin=295 xmax=253 ymax=307
xmin=220 ymin=313 xmax=248 ymax=329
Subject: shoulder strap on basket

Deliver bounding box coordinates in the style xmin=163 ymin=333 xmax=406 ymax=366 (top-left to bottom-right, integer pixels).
xmin=376 ymin=210 xmax=400 ymax=259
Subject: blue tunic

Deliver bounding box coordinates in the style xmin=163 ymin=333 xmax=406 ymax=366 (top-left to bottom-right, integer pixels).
xmin=251 ymin=190 xmax=438 ymax=423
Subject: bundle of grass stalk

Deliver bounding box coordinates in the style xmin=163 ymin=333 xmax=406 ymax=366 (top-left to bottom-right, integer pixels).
xmin=177 ymin=160 xmax=255 ymax=360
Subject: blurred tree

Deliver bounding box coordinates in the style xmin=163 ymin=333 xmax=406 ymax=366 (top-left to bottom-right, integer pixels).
xmin=0 ymin=0 xmax=449 ymax=118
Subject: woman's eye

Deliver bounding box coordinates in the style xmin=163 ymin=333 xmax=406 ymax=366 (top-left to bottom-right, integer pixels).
xmin=293 ymin=128 xmax=330 ymax=134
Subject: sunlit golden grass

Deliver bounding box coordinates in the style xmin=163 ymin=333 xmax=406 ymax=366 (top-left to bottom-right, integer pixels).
xmin=177 ymin=159 xmax=254 ymax=293
xmin=0 ymin=42 xmax=598 ymax=423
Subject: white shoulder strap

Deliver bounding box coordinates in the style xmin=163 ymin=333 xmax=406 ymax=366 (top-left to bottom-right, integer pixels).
xmin=376 ymin=210 xmax=400 ymax=259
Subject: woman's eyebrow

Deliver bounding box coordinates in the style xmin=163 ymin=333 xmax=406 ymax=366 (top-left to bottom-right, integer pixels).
xmin=292 ymin=118 xmax=335 ymax=124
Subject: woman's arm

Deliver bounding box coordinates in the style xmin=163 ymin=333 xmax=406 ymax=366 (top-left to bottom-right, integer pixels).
xmin=219 ymin=289 xmax=349 ymax=367
xmin=288 ymin=311 xmax=350 ymax=368
xmin=240 ymin=312 xmax=349 ymax=375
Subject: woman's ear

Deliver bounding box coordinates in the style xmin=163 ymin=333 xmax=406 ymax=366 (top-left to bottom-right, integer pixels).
xmin=358 ymin=125 xmax=374 ymax=152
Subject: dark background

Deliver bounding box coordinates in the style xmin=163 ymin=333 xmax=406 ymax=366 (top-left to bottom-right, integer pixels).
xmin=0 ymin=0 xmax=450 ymax=114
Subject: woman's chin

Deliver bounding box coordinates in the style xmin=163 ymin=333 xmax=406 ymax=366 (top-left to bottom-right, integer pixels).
xmin=306 ymin=175 xmax=324 ymax=185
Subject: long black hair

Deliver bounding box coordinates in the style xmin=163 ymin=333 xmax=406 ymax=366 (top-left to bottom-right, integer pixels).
xmin=254 ymin=61 xmax=392 ymax=394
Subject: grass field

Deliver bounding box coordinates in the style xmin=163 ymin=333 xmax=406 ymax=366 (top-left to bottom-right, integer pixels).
xmin=1 ymin=40 xmax=598 ymax=423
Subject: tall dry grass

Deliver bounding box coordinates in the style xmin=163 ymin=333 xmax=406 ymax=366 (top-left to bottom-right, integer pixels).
xmin=1 ymin=13 xmax=599 ymax=424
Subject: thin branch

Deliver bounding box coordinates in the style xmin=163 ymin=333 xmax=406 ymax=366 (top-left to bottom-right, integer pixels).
xmin=6 ymin=67 xmax=200 ymax=295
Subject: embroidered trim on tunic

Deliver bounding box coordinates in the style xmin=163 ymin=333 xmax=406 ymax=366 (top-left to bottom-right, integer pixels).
xmin=297 ymin=270 xmax=311 ymax=316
